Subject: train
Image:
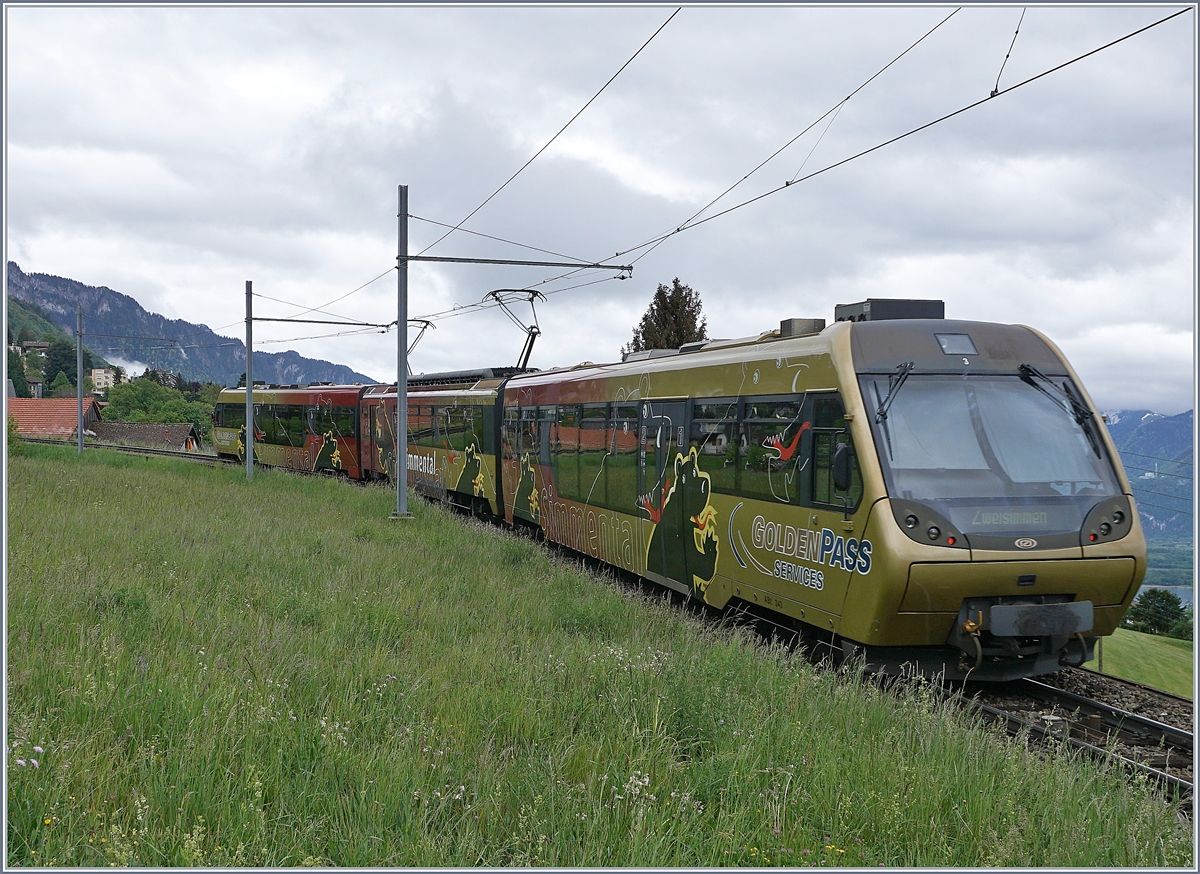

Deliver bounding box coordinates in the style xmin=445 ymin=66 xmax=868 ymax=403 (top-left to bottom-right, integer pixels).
xmin=212 ymin=298 xmax=1146 ymax=681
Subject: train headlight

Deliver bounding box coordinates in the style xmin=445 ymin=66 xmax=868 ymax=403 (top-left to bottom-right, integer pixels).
xmin=927 ymin=526 xmax=941 ymax=540
xmin=905 ymin=514 xmax=919 ymax=529
xmin=1099 ymin=522 xmax=1112 ymax=536
xmin=1111 ymin=510 xmax=1125 ymax=524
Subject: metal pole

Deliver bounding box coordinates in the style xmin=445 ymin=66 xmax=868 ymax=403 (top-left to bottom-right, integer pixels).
xmin=245 ymin=280 xmax=254 ymax=481
xmin=76 ymin=306 xmax=83 ymax=455
xmin=394 ymin=184 xmax=411 ymax=517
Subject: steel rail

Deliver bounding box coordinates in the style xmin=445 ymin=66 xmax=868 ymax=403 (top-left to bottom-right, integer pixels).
xmin=22 ymin=437 xmax=220 ymax=464
xmin=963 ymin=694 xmax=1193 ymax=802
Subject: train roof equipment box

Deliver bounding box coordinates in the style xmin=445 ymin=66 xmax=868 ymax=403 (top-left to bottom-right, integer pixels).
xmin=834 ymin=299 xmax=944 ymax=322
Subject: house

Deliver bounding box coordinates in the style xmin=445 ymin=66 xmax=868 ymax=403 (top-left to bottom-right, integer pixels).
xmin=7 ymin=397 xmax=102 ymax=438
xmin=91 ymin=368 xmax=118 ymax=391
xmin=91 ymin=422 xmax=204 ymax=452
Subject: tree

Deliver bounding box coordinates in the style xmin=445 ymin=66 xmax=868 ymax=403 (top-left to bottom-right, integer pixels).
xmin=17 ymin=326 xmax=36 ymax=345
xmin=622 ymin=278 xmax=708 ymax=356
xmin=105 ymin=377 xmax=215 ymax=440
xmin=7 ymin=348 xmax=30 ymax=397
xmin=48 ymin=371 xmax=74 ymax=397
xmin=1169 ymin=609 xmax=1193 ymax=641
xmin=1123 ymin=588 xmax=1187 ymax=637
xmin=42 ymin=337 xmax=92 ymax=388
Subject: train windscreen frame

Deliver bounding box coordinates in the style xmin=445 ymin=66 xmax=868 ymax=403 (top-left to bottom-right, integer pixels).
xmin=860 ymin=373 xmax=1122 ymax=537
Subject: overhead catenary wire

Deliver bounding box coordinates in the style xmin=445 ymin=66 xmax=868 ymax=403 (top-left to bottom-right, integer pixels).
xmin=992 ymin=7 xmax=1027 ymax=97
xmin=252 ymin=291 xmax=367 ymax=325
xmin=416 ymin=7 xmax=682 ymax=259
xmin=1118 ymin=449 xmax=1193 ymax=467
xmin=408 ymin=214 xmax=594 ymax=264
xmin=1129 ymin=485 xmax=1194 ymax=503
xmin=1135 ymin=500 xmax=1193 ymax=517
xmin=598 ymin=6 xmax=1193 ymax=264
xmin=622 ymin=7 xmax=962 ymax=269
xmin=1122 ymin=464 xmax=1192 ymax=482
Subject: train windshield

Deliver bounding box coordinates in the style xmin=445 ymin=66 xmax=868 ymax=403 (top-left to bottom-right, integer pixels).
xmin=861 ymin=374 xmax=1121 ymax=535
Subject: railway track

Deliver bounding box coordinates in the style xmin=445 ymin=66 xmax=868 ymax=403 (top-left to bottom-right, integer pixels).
xmin=23 ymin=437 xmax=220 ymax=464
xmin=707 ymin=599 xmax=1195 ymax=804
xmin=964 ymin=673 xmax=1193 ymax=804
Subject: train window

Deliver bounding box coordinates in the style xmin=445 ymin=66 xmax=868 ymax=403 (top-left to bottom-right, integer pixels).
xmin=443 ymin=406 xmax=473 ymax=451
xmin=742 ymin=397 xmax=808 ymax=503
xmin=314 ymin=405 xmax=357 ymax=439
xmin=221 ymin=404 xmax=245 ymax=429
xmin=607 ymin=404 xmax=639 ymax=512
xmin=553 ymin=405 xmax=581 ymax=500
xmin=690 ymin=399 xmax=739 ymax=495
xmin=517 ymin=407 xmax=539 ymax=456
xmin=577 ymin=404 xmax=607 ymax=506
xmin=410 ymin=406 xmax=436 ymax=448
xmin=811 ymin=394 xmax=862 ymax=510
xmin=479 ymin=406 xmax=496 ymax=455
xmin=263 ymin=404 xmax=306 ymax=447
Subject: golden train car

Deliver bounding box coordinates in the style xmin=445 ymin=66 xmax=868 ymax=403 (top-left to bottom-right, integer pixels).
xmin=497 ymin=301 xmax=1145 ymax=680
xmin=212 ymin=384 xmax=368 ymax=478
xmin=361 ymin=370 xmax=510 ymax=517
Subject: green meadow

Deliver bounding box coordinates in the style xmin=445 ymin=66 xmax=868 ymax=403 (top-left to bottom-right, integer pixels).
xmin=5 ymin=444 xmax=1191 ymax=867
xmin=1086 ymin=628 xmax=1194 ymax=698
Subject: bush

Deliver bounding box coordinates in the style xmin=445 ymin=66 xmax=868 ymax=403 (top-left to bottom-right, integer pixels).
xmin=7 ymin=413 xmax=24 ymax=455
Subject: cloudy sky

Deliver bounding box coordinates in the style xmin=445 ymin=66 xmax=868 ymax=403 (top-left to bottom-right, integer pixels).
xmin=4 ymin=5 xmax=1195 ymax=413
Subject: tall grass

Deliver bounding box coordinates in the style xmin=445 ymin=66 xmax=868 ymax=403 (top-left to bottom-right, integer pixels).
xmin=1087 ymin=628 xmax=1194 ymax=698
xmin=6 ymin=445 xmax=1192 ymax=867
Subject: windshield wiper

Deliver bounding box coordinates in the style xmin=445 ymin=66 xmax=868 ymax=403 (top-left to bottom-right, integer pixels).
xmin=1018 ymin=363 xmax=1102 ymax=458
xmin=875 ymin=361 xmax=915 ymax=423
xmin=872 ymin=361 xmax=914 ymax=461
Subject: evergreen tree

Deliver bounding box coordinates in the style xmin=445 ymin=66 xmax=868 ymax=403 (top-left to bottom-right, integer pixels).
xmin=622 ymin=278 xmax=708 ymax=355
xmin=42 ymin=337 xmax=92 ymax=388
xmin=7 ymin=348 xmax=31 ymax=397
xmin=48 ymin=371 xmax=74 ymax=397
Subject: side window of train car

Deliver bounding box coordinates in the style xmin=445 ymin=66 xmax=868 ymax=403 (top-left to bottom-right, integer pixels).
xmin=479 ymin=405 xmax=496 ymax=455
xmin=409 ymin=405 xmax=433 ymax=447
xmin=741 ymin=396 xmax=806 ymax=503
xmin=579 ymin=404 xmax=607 ymax=506
xmin=690 ymin=399 xmax=739 ymax=495
xmin=314 ymin=405 xmax=356 ymax=439
xmin=811 ymin=394 xmax=863 ymax=510
xmin=539 ymin=406 xmax=555 ymax=467
xmin=518 ymin=407 xmax=539 ymax=457
xmin=503 ymin=407 xmax=519 ymax=458
xmin=264 ymin=404 xmax=306 ymax=447
xmin=444 ymin=406 xmax=471 ymax=451
xmin=222 ymin=403 xmax=246 ymax=429
xmin=607 ymin=404 xmax=639 ymax=512
xmin=554 ymin=405 xmax=581 ymax=501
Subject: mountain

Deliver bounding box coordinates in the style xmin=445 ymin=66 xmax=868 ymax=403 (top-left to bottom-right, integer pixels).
xmin=7 ymin=262 xmax=377 ymax=386
xmin=7 ymin=295 xmax=112 ymax=367
xmin=1104 ymin=409 xmax=1193 ymax=544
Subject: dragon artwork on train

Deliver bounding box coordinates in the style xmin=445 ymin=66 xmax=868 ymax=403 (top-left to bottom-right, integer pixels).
xmin=642 ymin=447 xmax=720 ymax=595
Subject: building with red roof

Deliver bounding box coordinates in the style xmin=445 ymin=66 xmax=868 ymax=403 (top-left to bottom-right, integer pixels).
xmin=7 ymin=397 xmax=102 ymax=438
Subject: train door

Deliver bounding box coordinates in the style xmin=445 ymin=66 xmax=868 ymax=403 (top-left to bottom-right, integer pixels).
xmin=640 ymin=400 xmax=691 ymax=593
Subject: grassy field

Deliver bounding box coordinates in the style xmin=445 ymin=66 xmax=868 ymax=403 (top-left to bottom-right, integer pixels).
xmin=5 ymin=444 xmax=1192 ymax=867
xmin=1086 ymin=628 xmax=1194 ymax=698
